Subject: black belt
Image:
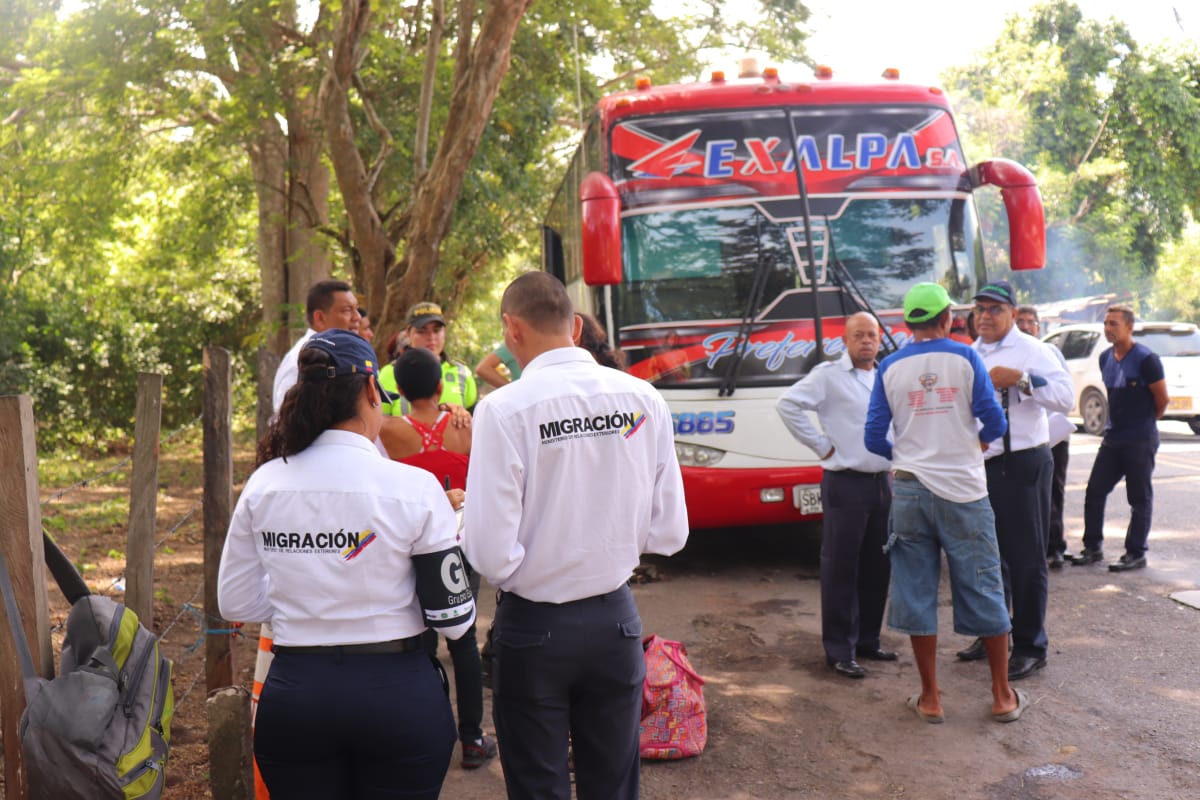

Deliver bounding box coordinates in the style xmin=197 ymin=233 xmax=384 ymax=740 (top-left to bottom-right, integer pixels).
xmin=273 ymin=634 xmax=424 ymax=656
xmin=826 ymin=469 xmax=889 ymax=479
xmin=497 ymin=585 xmax=629 ymax=608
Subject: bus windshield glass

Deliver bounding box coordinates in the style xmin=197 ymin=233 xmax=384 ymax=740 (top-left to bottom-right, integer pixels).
xmin=620 ymin=196 xmax=979 ymax=326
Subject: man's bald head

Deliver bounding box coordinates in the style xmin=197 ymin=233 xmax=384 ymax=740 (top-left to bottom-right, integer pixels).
xmin=501 ymin=272 xmax=575 ymax=335
xmin=843 ymin=311 xmax=882 ymax=370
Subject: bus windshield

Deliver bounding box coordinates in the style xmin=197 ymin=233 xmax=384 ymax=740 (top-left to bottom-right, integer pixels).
xmin=620 ymin=195 xmax=980 ymax=327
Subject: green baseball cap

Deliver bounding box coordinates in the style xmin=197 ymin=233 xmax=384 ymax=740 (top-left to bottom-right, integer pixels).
xmin=903 ymin=282 xmax=952 ymax=323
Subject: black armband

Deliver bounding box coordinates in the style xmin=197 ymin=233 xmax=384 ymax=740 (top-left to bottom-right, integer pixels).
xmin=412 ymin=547 xmax=476 ymax=628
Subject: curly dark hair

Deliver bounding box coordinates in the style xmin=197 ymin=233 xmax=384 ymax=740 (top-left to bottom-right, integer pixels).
xmin=257 ymin=346 xmax=370 ymax=466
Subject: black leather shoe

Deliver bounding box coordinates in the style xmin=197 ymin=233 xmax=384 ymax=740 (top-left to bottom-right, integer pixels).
xmin=1109 ymin=554 xmax=1147 ymax=572
xmin=831 ymin=660 xmax=866 ymax=679
xmin=1007 ymin=655 xmax=1047 ymax=681
xmin=856 ymin=647 xmax=898 ymax=662
xmin=956 ymin=638 xmax=987 ymax=661
xmin=1067 ymin=548 xmax=1103 ymax=566
xmin=1048 ymin=551 xmax=1065 ymax=570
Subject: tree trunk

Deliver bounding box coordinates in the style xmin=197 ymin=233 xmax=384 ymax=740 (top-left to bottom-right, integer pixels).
xmin=381 ymin=0 xmax=534 ymax=340
xmin=285 ymin=90 xmax=333 ymax=313
xmin=248 ymin=118 xmax=290 ymax=357
xmin=320 ymin=0 xmax=394 ymax=341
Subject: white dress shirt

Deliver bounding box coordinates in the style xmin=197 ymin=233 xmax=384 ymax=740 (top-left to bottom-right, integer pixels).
xmin=776 ymin=352 xmax=891 ymax=473
xmin=218 ymin=430 xmax=473 ymax=645
xmin=973 ymin=326 xmax=1074 ymax=458
xmin=272 ymin=328 xmax=316 ymax=412
xmin=463 ymin=346 xmax=689 ymax=603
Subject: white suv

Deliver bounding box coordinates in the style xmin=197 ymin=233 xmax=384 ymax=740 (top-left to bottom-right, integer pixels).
xmin=1042 ymin=322 xmax=1200 ymax=436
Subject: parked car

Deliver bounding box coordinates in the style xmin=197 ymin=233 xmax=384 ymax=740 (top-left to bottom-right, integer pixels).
xmin=1043 ymin=322 xmax=1200 ymax=436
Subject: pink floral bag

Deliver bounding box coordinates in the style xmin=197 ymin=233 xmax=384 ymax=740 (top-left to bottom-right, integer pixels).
xmin=638 ymin=635 xmax=707 ymax=759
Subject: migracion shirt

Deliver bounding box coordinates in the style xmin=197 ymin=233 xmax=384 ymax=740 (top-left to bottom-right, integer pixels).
xmin=865 ymin=338 xmax=1006 ymax=503
xmin=463 ymin=346 xmax=689 ymax=603
xmin=218 ymin=430 xmax=475 ymax=646
xmin=1100 ymin=342 xmax=1164 ymax=445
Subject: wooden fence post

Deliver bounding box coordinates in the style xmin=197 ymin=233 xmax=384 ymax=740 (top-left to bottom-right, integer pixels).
xmin=126 ymin=372 xmax=163 ymax=625
xmin=0 ymin=396 xmax=54 ymax=800
xmin=203 ymin=347 xmax=234 ymax=692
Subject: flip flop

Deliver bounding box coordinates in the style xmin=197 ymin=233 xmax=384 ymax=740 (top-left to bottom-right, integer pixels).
xmin=992 ymin=688 xmax=1028 ymax=723
xmin=906 ymin=693 xmax=944 ymax=724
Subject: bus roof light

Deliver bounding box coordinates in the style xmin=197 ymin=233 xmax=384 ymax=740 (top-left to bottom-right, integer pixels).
xmin=711 ymin=70 xmax=726 ymax=83
xmin=635 ymin=75 xmax=652 ymax=90
xmin=882 ymin=67 xmax=900 ymax=80
xmin=814 ymin=65 xmax=833 ymax=80
xmin=739 ymin=57 xmax=761 ymax=79
xmin=763 ymin=66 xmax=780 ymax=81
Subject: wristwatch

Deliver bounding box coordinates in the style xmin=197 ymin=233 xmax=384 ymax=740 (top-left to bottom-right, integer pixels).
xmin=1016 ymin=372 xmax=1032 ymax=395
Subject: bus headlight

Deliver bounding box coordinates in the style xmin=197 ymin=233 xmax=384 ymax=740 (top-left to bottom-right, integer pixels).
xmin=675 ymin=442 xmax=725 ymax=467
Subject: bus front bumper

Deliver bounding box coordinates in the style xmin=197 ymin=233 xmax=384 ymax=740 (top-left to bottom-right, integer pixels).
xmin=681 ymin=465 xmax=825 ymax=529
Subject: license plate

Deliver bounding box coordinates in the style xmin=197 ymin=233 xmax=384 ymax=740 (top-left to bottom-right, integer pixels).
xmin=1168 ymin=397 xmax=1193 ymax=411
xmin=793 ymin=485 xmax=823 ymax=516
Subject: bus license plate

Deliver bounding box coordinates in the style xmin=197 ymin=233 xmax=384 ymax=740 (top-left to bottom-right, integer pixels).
xmin=793 ymin=485 xmax=822 ymax=516
xmin=1168 ymin=396 xmax=1193 ymax=411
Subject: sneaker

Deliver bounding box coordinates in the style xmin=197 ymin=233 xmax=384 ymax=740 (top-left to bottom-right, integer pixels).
xmin=462 ymin=735 xmax=498 ymax=770
xmin=1067 ymin=548 xmax=1103 ymax=566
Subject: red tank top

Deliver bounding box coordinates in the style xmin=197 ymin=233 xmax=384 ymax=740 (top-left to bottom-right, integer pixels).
xmin=403 ymin=411 xmax=450 ymax=452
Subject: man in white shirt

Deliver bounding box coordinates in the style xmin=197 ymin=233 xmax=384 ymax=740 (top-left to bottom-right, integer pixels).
xmin=961 ymin=282 xmax=1073 ymax=681
xmin=271 ymin=279 xmax=361 ymax=412
xmin=1016 ymin=305 xmax=1074 ymax=570
xmin=777 ymin=312 xmax=894 ymax=679
xmin=464 ymin=272 xmax=689 ymax=800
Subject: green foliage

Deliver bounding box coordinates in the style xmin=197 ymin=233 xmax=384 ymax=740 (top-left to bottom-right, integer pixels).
xmin=946 ymin=0 xmax=1200 ymax=300
xmin=1149 ymin=224 xmax=1200 ymax=323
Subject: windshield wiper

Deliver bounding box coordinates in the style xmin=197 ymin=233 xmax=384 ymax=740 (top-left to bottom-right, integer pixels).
xmin=718 ymin=213 xmax=774 ymax=397
xmin=824 ymin=216 xmax=901 ymax=361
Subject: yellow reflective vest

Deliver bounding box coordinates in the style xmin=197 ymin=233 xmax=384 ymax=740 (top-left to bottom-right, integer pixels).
xmin=379 ymin=357 xmax=477 ymax=416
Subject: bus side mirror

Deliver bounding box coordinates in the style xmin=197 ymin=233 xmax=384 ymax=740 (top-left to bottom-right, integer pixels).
xmin=580 ymin=171 xmax=622 ymax=285
xmin=970 ymin=159 xmax=1046 ymax=271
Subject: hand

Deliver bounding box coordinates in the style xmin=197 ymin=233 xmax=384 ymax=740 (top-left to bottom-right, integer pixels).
xmin=988 ymin=366 xmax=1023 ymax=390
xmin=821 ymin=445 xmax=836 ymax=460
xmin=441 ymin=403 xmax=472 ymax=429
xmin=445 ymin=489 xmax=465 ymax=510
xmin=980 ymin=440 xmax=990 ymax=452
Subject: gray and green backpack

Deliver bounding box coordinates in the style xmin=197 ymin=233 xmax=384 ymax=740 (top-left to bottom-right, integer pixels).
xmin=1 ymin=536 xmax=174 ymax=799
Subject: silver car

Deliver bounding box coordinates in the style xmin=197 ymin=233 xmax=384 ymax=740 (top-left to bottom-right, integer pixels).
xmin=1043 ymin=321 xmax=1200 ymax=436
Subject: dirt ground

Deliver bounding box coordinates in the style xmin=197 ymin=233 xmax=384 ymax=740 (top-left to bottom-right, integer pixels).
xmin=7 ymin=427 xmax=1200 ymax=799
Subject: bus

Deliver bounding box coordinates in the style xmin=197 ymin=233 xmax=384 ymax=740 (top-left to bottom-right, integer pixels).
xmin=542 ymin=63 xmax=1046 ymax=529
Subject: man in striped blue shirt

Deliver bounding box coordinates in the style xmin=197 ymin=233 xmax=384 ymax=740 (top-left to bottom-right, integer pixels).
xmin=865 ymin=283 xmax=1027 ymax=724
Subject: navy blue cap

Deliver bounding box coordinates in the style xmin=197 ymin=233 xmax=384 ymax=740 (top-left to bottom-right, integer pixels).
xmin=304 ymin=329 xmax=396 ymax=403
xmin=974 ymin=280 xmax=1017 ymax=306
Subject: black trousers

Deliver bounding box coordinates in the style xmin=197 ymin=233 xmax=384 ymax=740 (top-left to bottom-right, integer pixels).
xmin=255 ymin=648 xmax=455 ymax=799
xmin=1083 ymin=440 xmax=1158 ymax=557
xmin=819 ymin=470 xmax=892 ymax=663
xmin=986 ymin=446 xmax=1052 ymax=660
xmin=1047 ymin=439 xmax=1070 ymax=557
xmin=492 ymin=585 xmax=644 ymax=800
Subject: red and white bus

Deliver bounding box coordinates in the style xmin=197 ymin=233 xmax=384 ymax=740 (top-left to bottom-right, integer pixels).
xmin=542 ymin=64 xmax=1046 ymax=529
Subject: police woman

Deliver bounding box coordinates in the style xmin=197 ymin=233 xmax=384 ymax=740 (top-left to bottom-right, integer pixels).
xmin=218 ymin=329 xmax=476 ymax=799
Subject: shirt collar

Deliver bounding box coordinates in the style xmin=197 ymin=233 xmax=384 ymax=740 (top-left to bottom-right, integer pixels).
xmin=312 ymin=428 xmax=383 ymax=454
xmin=838 ymin=350 xmax=875 ymax=375
xmin=521 ymin=346 xmax=596 ymax=376
xmin=976 ymin=323 xmax=1022 ymax=354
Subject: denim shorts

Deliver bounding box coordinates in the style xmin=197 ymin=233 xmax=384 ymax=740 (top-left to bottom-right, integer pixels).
xmin=886 ymin=478 xmax=1010 ymax=638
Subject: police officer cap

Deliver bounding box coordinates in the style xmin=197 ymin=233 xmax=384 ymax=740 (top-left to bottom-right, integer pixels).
xmin=406 ymin=302 xmax=446 ymax=329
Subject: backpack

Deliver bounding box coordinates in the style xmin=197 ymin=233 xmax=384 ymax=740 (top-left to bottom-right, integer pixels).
xmin=0 ymin=535 xmax=174 ymax=799
xmin=638 ymin=635 xmax=707 ymax=760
